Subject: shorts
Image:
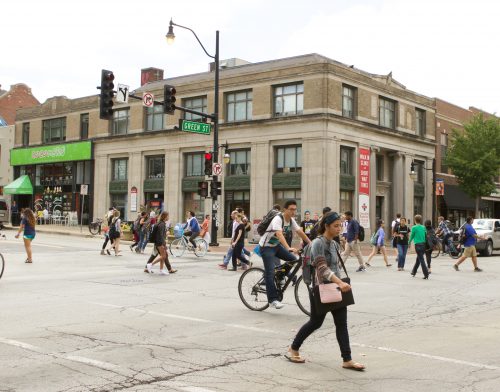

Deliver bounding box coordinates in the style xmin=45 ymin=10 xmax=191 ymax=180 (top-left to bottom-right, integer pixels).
xmin=23 ymin=234 xmax=35 ymax=240
xmin=463 ymin=246 xmax=477 ymax=258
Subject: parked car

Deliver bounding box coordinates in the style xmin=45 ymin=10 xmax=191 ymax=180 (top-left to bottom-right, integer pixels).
xmin=472 ymin=219 xmax=500 ymax=257
xmin=0 ymin=199 xmax=8 ymax=225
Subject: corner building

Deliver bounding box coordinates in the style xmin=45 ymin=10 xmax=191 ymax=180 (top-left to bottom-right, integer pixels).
xmin=92 ymin=53 xmax=435 ymax=236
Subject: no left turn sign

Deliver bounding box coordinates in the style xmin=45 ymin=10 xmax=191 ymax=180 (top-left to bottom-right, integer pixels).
xmin=143 ymin=92 xmax=154 ymax=107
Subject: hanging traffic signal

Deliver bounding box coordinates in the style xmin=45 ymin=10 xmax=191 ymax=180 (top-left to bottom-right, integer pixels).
xmin=163 ymin=84 xmax=176 ymax=114
xmin=204 ymin=152 xmax=213 ymax=176
xmin=197 ymin=181 xmax=209 ymax=198
xmin=99 ymin=69 xmax=115 ymax=120
xmin=210 ymin=181 xmax=222 ymax=198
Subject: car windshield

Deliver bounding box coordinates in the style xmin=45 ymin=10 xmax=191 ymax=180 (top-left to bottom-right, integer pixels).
xmin=473 ymin=220 xmax=493 ymax=230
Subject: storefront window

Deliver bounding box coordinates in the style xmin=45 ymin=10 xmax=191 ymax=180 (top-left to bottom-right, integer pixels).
xmin=183 ymin=192 xmax=204 ymax=221
xmin=111 ymin=193 xmax=128 ymax=221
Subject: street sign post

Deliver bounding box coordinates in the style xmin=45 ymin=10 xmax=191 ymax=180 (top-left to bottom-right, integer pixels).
xmin=179 ymin=120 xmax=211 ymax=135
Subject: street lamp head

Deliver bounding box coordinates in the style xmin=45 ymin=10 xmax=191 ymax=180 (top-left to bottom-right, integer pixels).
xmin=223 ymin=153 xmax=230 ymax=164
xmin=166 ymin=19 xmax=175 ymax=45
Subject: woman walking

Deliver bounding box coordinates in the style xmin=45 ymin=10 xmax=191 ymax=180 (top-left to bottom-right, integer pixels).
xmin=287 ymin=212 xmax=364 ymax=370
xmin=109 ymin=210 xmax=123 ymax=256
xmin=229 ymin=213 xmax=250 ymax=271
xmin=366 ymin=220 xmax=391 ymax=267
xmin=101 ymin=208 xmax=115 ymax=255
xmin=146 ymin=211 xmax=177 ymax=275
xmin=395 ymin=217 xmax=410 ymax=271
xmin=15 ymin=208 xmax=36 ymax=263
xmin=424 ymin=220 xmax=436 ymax=273
xmin=409 ymin=215 xmax=430 ymax=279
xmin=130 ymin=212 xmax=144 ymax=252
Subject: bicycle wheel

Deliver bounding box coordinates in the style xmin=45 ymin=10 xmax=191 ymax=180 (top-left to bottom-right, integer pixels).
xmin=450 ymin=242 xmax=462 ymax=259
xmin=431 ymin=243 xmax=441 ymax=258
xmin=238 ymin=267 xmax=270 ymax=311
xmin=294 ymin=275 xmax=311 ymax=316
xmin=89 ymin=223 xmax=100 ymax=235
xmin=169 ymin=238 xmax=186 ymax=258
xmin=0 ymin=253 xmax=5 ymax=280
xmin=194 ymin=238 xmax=208 ymax=257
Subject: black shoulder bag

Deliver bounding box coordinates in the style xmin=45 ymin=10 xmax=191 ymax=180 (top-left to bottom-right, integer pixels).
xmin=311 ymin=240 xmax=355 ymax=314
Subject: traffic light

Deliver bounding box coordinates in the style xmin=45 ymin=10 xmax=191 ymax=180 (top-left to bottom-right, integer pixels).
xmin=210 ymin=181 xmax=222 ymax=198
xmin=163 ymin=84 xmax=176 ymax=114
xmin=197 ymin=181 xmax=209 ymax=198
xmin=99 ymin=69 xmax=115 ymax=120
xmin=204 ymin=152 xmax=213 ymax=176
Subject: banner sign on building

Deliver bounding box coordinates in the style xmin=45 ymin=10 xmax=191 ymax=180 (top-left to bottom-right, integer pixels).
xmin=436 ymin=179 xmax=444 ymax=196
xmin=358 ymin=148 xmax=370 ymax=228
xmin=10 ymin=141 xmax=92 ymax=166
xmin=130 ymin=187 xmax=138 ymax=212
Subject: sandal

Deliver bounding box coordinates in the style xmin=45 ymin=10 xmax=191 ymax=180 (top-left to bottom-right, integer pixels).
xmin=342 ymin=361 xmax=365 ymax=371
xmin=285 ymin=354 xmax=305 ymax=363
xmin=168 ymin=269 xmax=178 ymax=274
xmin=25 ymin=259 xmax=32 ymax=263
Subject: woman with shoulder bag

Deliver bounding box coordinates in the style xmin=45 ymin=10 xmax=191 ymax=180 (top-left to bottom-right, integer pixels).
xmin=286 ymin=211 xmax=365 ymax=371
xmin=110 ymin=210 xmax=122 ymax=256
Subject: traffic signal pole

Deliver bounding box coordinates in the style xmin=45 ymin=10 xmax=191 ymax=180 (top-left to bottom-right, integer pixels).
xmin=210 ymin=30 xmax=220 ymax=247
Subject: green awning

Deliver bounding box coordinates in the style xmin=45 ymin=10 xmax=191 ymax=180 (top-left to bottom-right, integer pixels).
xmin=3 ymin=175 xmax=33 ymax=195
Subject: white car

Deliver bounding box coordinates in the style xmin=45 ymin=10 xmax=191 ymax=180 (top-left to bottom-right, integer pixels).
xmin=473 ymin=219 xmax=500 ymax=257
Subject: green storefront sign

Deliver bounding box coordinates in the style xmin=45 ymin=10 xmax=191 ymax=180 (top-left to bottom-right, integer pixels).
xmin=10 ymin=141 xmax=92 ymax=165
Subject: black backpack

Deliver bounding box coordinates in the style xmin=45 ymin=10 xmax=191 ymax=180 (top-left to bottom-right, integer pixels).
xmin=148 ymin=224 xmax=158 ymax=243
xmin=257 ymin=210 xmax=282 ymax=236
xmin=358 ymin=225 xmax=365 ymax=242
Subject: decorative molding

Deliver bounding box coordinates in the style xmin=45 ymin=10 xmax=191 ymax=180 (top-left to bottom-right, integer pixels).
xmin=272 ymin=173 xmax=302 ymax=189
xmin=109 ymin=180 xmax=128 ymax=194
xmin=225 ymin=175 xmax=250 ymax=190
xmin=144 ymin=178 xmax=164 ymax=192
xmin=339 ymin=174 xmax=355 ymax=190
xmin=182 ymin=176 xmax=204 ymax=192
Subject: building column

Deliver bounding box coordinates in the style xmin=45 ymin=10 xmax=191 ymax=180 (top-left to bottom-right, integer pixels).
xmin=391 ymin=152 xmax=404 ymax=217
xmin=93 ymin=155 xmax=108 ymax=220
xmin=165 ymin=148 xmax=182 ymax=224
xmin=250 ymin=141 xmax=271 ymax=220
xmin=128 ymin=152 xmax=143 ymax=218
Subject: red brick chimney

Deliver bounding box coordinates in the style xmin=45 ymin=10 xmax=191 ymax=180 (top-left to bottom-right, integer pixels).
xmin=141 ymin=68 xmax=164 ymax=86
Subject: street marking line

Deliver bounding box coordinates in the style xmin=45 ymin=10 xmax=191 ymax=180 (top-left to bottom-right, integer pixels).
xmin=0 ymin=337 xmax=119 ymax=371
xmin=351 ymin=343 xmax=500 ymax=370
xmin=1 ymin=240 xmax=64 ymax=249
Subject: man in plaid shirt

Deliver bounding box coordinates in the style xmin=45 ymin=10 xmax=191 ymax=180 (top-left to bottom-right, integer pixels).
xmin=436 ymin=216 xmax=453 ymax=254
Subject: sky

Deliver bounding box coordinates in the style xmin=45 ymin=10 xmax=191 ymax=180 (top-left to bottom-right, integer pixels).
xmin=2 ymin=0 xmax=499 ymax=114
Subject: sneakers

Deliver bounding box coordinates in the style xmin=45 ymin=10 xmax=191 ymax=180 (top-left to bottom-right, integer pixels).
xmin=474 ymin=267 xmax=483 ymax=272
xmin=218 ymin=264 xmax=227 ymax=270
xmin=356 ymin=266 xmax=366 ymax=272
xmin=129 ymin=245 xmax=134 ymax=251
xmin=228 ymin=267 xmax=237 ymax=271
xmin=146 ymin=263 xmax=153 ymax=274
xmin=159 ymin=269 xmax=169 ymax=275
xmin=270 ymin=300 xmax=285 ymax=309
xmin=453 ymin=264 xmax=459 ymax=271
xmin=100 ymin=249 xmax=105 ymax=255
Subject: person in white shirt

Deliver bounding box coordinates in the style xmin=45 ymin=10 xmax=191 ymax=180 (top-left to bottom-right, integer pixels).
xmin=259 ymin=200 xmax=311 ymax=309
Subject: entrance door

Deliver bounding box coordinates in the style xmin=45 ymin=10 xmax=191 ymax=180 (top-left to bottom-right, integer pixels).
xmin=224 ymin=190 xmax=250 ymax=237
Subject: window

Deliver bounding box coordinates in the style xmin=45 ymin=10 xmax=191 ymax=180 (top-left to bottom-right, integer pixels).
xmin=414 ymin=160 xmax=424 ymax=184
xmin=111 ymin=193 xmax=128 ymax=221
xmin=274 ymin=190 xmax=301 ymax=217
xmin=146 ymin=156 xmax=165 ymax=178
xmin=376 ymin=155 xmax=384 ymax=181
xmin=80 ymin=113 xmax=89 ymax=140
xmin=340 ymin=191 xmax=353 ymax=213
xmin=43 ymin=117 xmax=66 ymax=143
xmin=112 ymin=158 xmax=128 ymax=180
xmin=226 ymin=91 xmax=252 ymax=122
xmin=112 ymin=109 xmax=129 ymax=135
xmin=440 ymin=133 xmax=448 ymax=173
xmin=274 ymin=83 xmax=304 ymax=116
xmin=185 ymin=153 xmax=204 ymax=177
xmin=22 ymin=122 xmax=30 ymax=146
xmin=276 ymin=146 xmax=302 ymax=173
xmin=228 ymin=149 xmax=251 ymax=175
xmin=146 ymin=105 xmax=164 ymax=131
xmin=342 ymin=85 xmax=356 ymax=118
xmin=414 ymin=197 xmax=423 ymax=216
xmin=416 ymin=109 xmax=426 ymax=137
xmin=184 ymin=192 xmax=205 ymax=220
xmin=379 ymin=97 xmax=396 ymax=129
xmin=340 ymin=147 xmax=353 ymax=175
xmin=184 ymin=96 xmax=207 ymax=121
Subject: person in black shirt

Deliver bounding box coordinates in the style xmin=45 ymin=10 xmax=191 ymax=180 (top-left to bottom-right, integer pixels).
xmin=230 ymin=213 xmax=250 ymax=271
xmin=395 ymin=217 xmax=409 ymax=271
xmin=300 ymin=211 xmax=316 ymax=246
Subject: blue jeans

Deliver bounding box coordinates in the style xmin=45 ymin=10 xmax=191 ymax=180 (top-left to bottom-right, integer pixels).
xmin=397 ymin=244 xmax=408 ymax=268
xmin=261 ymin=244 xmax=298 ymax=303
xmin=139 ymin=231 xmax=149 ymax=251
xmin=224 ymin=247 xmax=250 ymax=265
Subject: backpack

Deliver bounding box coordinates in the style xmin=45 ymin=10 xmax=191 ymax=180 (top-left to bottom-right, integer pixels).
xmin=358 ymin=225 xmax=365 ymax=242
xmin=301 ymin=242 xmax=314 ymax=285
xmin=256 ymin=210 xmax=282 ymax=236
xmin=133 ymin=217 xmax=141 ymax=233
xmin=370 ymin=231 xmax=379 ymax=246
xmin=108 ymin=219 xmax=118 ymax=239
xmin=148 ymin=223 xmax=158 ymax=243
xmin=426 ymin=229 xmax=438 ymax=248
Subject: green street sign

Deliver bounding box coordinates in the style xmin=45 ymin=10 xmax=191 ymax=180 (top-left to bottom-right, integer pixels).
xmin=10 ymin=141 xmax=92 ymax=165
xmin=179 ymin=120 xmax=211 ymax=135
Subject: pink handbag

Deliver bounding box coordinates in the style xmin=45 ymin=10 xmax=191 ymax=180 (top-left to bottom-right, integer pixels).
xmin=316 ymin=269 xmax=342 ymax=304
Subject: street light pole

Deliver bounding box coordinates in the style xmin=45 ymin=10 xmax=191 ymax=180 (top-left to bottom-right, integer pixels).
xmin=166 ymin=20 xmax=220 ymax=246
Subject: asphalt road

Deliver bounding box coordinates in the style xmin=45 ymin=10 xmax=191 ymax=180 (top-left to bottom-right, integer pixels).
xmin=0 ymin=232 xmax=499 ymax=392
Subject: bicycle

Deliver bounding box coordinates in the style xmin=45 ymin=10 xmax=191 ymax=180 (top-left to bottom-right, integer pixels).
xmin=89 ymin=218 xmax=103 ymax=235
xmin=0 ymin=252 xmax=5 ymax=280
xmin=169 ymin=234 xmax=208 ymax=258
xmin=436 ymin=237 xmax=463 ymax=259
xmin=238 ymin=255 xmax=311 ymax=316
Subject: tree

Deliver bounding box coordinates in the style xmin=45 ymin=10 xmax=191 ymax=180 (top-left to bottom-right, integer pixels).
xmin=445 ymin=113 xmax=500 ymax=216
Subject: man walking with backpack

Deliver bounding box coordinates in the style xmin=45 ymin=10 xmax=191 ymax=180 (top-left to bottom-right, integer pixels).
xmin=258 ymin=200 xmax=311 ymax=309
xmin=341 ymin=211 xmax=367 ymax=272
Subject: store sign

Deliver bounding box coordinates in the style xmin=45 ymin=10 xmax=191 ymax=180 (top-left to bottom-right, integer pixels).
xmin=130 ymin=186 xmax=138 ymax=212
xmin=358 ymin=148 xmax=370 ymax=228
xmin=436 ymin=179 xmax=444 ymax=196
xmin=10 ymin=141 xmax=92 ymax=166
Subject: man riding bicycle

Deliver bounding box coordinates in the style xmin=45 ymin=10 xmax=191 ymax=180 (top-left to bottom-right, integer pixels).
xmin=259 ymin=200 xmax=311 ymax=310
xmin=183 ymin=211 xmax=201 ymax=249
xmin=436 ymin=216 xmax=453 ymax=254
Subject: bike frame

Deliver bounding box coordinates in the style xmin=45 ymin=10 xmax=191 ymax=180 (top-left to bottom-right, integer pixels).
xmin=275 ymin=258 xmax=302 ymax=292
